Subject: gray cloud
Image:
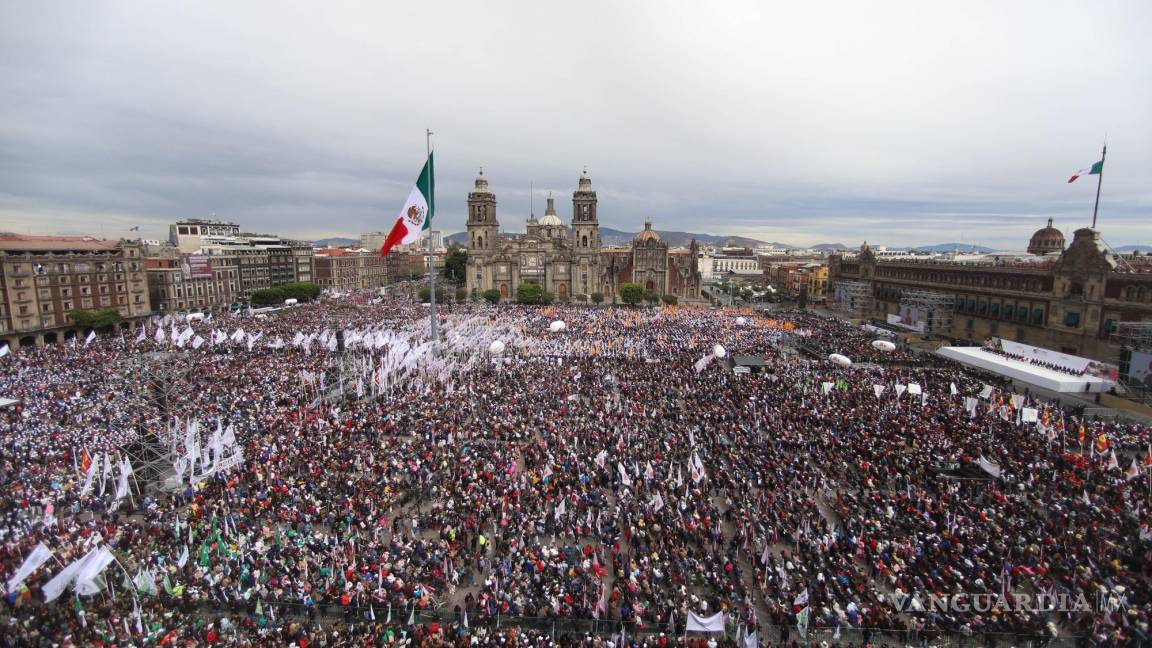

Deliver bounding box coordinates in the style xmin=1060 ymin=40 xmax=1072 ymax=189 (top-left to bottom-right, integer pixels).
xmin=1 ymin=0 xmax=1149 ymax=249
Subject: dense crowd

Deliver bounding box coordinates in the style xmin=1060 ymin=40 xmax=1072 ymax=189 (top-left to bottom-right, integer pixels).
xmin=0 ymin=294 xmax=1149 ymax=647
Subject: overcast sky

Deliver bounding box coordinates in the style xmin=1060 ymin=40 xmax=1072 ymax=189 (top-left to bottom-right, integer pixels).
xmin=2 ymin=1 xmax=1149 ymax=249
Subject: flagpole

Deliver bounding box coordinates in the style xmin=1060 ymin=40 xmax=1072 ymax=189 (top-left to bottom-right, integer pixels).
xmin=427 ymin=128 xmax=438 ymax=351
xmin=1091 ymin=143 xmax=1106 ymax=229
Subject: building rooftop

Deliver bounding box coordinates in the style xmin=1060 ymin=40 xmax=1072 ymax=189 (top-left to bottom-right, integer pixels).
xmin=0 ymin=234 xmax=122 ymax=252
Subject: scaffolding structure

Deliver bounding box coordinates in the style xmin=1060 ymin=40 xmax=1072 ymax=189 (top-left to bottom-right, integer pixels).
xmin=899 ymin=290 xmax=955 ymax=337
xmin=832 ymin=280 xmax=873 ymax=319
xmin=1114 ymin=322 xmax=1152 ymax=352
xmin=117 ymin=351 xmax=197 ymax=493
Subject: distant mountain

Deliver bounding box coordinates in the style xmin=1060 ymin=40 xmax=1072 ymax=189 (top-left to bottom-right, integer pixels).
xmin=912 ymin=243 xmax=999 ymax=253
xmin=1111 ymin=244 xmax=1148 ymax=253
xmin=445 ymin=228 xmax=770 ymax=249
xmin=811 ymin=243 xmax=849 ymax=250
xmin=312 ymin=237 xmax=359 ymax=247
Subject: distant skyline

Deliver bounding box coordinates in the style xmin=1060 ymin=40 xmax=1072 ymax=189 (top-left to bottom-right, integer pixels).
xmin=1 ymin=1 xmax=1149 ymax=249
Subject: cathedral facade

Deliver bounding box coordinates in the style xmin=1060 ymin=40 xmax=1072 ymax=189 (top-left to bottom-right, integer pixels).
xmin=465 ymin=171 xmax=702 ymax=302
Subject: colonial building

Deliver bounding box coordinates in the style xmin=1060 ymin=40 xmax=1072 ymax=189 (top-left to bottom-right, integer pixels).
xmin=314 ymin=249 xmax=390 ymax=292
xmin=0 ymin=235 xmax=150 ymax=349
xmin=144 ymin=243 xmax=239 ymax=313
xmin=828 ymin=223 xmax=1152 ymax=364
xmin=465 ymin=171 xmax=701 ymax=301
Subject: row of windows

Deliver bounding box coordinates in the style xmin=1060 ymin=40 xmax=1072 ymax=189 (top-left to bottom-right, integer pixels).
xmin=878 ymin=269 xmax=1045 ymax=292
xmin=1120 ymin=285 xmax=1151 ymax=302
xmin=10 ymin=261 xmax=140 ymax=274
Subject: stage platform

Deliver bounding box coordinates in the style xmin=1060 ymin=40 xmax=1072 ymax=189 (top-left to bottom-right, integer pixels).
xmin=936 ymin=347 xmax=1115 ymax=393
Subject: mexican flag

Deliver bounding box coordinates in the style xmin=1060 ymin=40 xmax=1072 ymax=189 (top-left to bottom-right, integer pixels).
xmin=380 ymin=152 xmax=434 ymax=256
xmin=1067 ymin=159 xmax=1103 ymax=183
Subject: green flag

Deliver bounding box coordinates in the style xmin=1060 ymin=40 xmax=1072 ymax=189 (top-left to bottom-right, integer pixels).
xmin=797 ymin=606 xmax=810 ymax=637
xmin=199 ymin=543 xmax=211 ymax=567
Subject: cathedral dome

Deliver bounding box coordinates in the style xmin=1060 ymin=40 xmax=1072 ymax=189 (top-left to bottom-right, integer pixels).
xmin=1027 ymin=218 xmax=1065 ymax=255
xmin=634 ymin=221 xmax=662 ymax=244
xmin=538 ymin=194 xmax=564 ymax=226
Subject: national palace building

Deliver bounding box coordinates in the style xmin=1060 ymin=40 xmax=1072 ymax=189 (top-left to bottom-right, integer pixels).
xmin=465 ymin=170 xmax=702 ymax=302
xmin=828 ymin=221 xmax=1152 ymax=368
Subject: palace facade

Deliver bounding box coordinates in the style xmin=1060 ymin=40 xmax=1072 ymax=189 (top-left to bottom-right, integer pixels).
xmin=828 ymin=222 xmax=1152 ymax=365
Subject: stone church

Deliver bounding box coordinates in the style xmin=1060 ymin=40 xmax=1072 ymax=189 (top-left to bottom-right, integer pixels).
xmin=465 ymin=170 xmax=702 ymax=302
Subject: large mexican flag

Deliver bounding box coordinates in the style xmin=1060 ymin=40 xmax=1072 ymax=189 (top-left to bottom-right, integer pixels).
xmin=1067 ymin=158 xmax=1103 ymax=183
xmin=380 ymin=152 xmax=434 ymax=256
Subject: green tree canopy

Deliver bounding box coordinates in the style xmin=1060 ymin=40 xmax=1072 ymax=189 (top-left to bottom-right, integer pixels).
xmin=516 ymin=283 xmax=545 ymax=304
xmin=417 ymin=286 xmax=443 ymax=303
xmin=590 ymin=292 xmax=604 ymax=304
xmin=278 ymin=282 xmax=321 ymax=302
xmin=70 ymin=308 xmax=123 ymax=330
xmin=442 ymin=243 xmax=467 ymax=283
xmin=250 ymin=288 xmax=285 ymax=307
xmin=481 ymin=288 xmax=501 ymax=304
xmin=619 ymin=283 xmax=645 ymax=306
xmin=661 ymin=294 xmax=678 ymax=306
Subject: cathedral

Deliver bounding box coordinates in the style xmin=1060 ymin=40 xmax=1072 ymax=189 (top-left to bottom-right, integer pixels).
xmin=465 ymin=170 xmax=702 ymax=302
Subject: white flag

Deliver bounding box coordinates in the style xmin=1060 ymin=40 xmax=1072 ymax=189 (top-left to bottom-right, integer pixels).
xmin=84 ymin=330 xmax=96 ymax=345
xmin=75 ymin=547 xmax=115 ymax=595
xmin=7 ymin=543 xmax=53 ymax=591
xmin=43 ymin=547 xmax=98 ymax=602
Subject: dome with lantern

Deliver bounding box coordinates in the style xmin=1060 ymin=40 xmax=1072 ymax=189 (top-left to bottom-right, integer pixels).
xmin=634 ymin=220 xmax=663 ymax=246
xmin=1027 ymin=218 xmax=1065 ymax=255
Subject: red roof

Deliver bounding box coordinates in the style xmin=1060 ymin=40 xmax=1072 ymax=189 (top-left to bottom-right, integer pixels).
xmin=0 ymin=234 xmax=120 ymax=252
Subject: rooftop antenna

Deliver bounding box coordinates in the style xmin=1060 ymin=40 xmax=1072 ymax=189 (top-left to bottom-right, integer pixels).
xmin=530 ymin=180 xmax=535 ymax=219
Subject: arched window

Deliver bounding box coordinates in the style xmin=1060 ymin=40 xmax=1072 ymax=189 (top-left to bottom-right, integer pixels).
xmin=582 ymin=235 xmax=588 ymax=247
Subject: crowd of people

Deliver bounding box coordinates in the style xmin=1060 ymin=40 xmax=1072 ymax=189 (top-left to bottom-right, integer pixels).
xmin=0 ymin=292 xmax=1149 ymax=647
xmin=982 ymin=346 xmax=1089 ymax=378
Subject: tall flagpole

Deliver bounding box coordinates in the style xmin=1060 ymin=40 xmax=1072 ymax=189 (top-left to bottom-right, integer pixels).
xmin=427 ymin=129 xmax=438 ymax=350
xmin=1091 ymin=143 xmax=1106 ymax=229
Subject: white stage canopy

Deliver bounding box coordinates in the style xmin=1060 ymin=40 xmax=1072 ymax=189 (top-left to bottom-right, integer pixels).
xmin=936 ymin=347 xmax=1115 ymax=393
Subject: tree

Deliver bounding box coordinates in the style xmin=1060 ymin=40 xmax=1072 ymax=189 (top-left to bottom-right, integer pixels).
xmin=250 ymin=288 xmax=286 ymax=306
xmin=643 ymin=290 xmax=659 ymax=305
xmin=442 ymin=243 xmax=467 ymax=283
xmin=541 ymin=291 xmax=555 ymax=305
xmin=70 ymin=308 xmax=122 ymax=330
xmin=590 ymin=292 xmax=604 ymax=304
xmin=619 ymin=283 xmax=645 ymax=306
xmin=277 ymin=282 xmax=321 ymax=302
xmin=574 ymin=293 xmax=588 ymax=303
xmin=516 ymin=283 xmax=545 ymax=304
xmin=417 ymin=286 xmax=443 ymax=303
xmin=481 ymin=289 xmax=501 ymax=305
xmin=661 ymin=294 xmax=678 ymax=306
xmin=454 ymin=287 xmax=467 ymax=301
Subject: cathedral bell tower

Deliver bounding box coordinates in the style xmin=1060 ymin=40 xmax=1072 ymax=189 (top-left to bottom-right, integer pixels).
xmin=466 ymin=169 xmax=499 ymax=295
xmin=571 ymin=169 xmax=601 ymax=297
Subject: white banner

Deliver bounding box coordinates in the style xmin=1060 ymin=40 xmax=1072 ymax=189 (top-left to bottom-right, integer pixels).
xmin=686 ymin=611 xmax=727 ymax=633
